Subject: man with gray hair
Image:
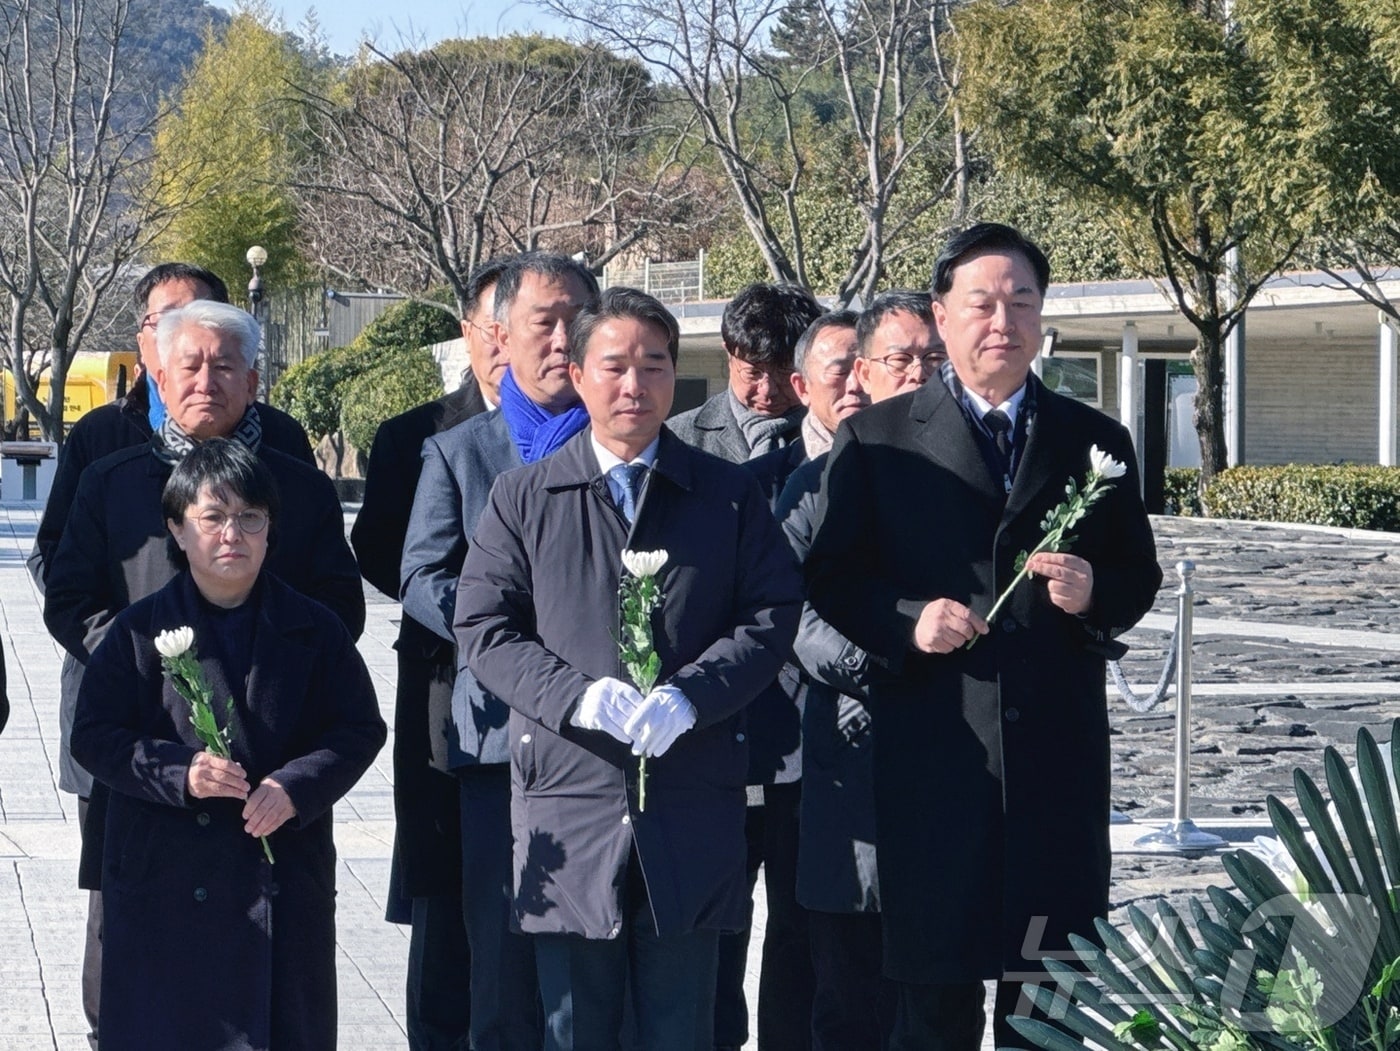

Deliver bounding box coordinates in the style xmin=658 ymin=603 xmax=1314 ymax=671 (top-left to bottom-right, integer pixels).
xmin=43 ymin=300 xmax=365 ymax=1047
xmin=29 ymin=268 xmax=315 ymax=1051
xmin=401 ymin=250 xmax=599 ymax=1051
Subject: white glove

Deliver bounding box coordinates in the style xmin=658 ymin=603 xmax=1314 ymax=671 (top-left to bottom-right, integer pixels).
xmin=624 ymin=685 xmax=697 ymax=758
xmin=571 ymin=677 xmax=644 ymax=745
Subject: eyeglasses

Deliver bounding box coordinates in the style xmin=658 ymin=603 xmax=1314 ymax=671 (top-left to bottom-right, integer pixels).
xmin=139 ymin=308 xmax=174 ymax=331
xmin=867 ymin=351 xmax=946 ymax=377
xmin=733 ymin=362 xmax=789 ymax=386
xmin=192 ymin=509 xmax=269 ymax=535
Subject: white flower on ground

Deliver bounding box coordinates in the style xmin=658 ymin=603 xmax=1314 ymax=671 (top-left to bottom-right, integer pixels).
xmin=1089 ymin=445 xmax=1128 ymax=480
xmin=154 ymin=626 xmax=195 ymax=659
xmin=621 ymin=549 xmax=668 ymax=578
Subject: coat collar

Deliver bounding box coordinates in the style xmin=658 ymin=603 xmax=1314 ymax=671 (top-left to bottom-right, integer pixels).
xmin=905 ymin=372 xmax=1077 ymax=525
xmin=543 ymin=426 xmax=697 ymax=494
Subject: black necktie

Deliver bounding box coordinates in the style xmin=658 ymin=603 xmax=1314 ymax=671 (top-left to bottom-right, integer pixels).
xmin=983 ymin=409 xmax=1013 ymax=490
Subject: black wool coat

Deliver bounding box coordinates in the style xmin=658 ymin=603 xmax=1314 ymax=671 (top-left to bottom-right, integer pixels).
xmin=351 ymin=381 xmax=487 ymax=896
xmin=456 ymin=428 xmax=802 ymax=939
xmin=70 ymin=572 xmax=386 ymax=1051
xmin=807 ymin=375 xmax=1161 ymax=983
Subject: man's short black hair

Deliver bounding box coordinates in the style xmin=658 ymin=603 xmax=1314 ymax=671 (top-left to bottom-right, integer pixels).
xmin=720 ymin=283 xmax=824 ymax=369
xmin=134 ymin=263 xmax=230 ymax=313
xmin=567 ymin=286 xmax=679 ymax=367
xmin=162 ymin=438 xmax=281 ymax=569
xmin=464 ymin=257 xmax=512 ymax=321
xmin=931 ymin=223 xmax=1051 ymax=298
xmin=856 ymin=291 xmax=933 ymax=357
xmin=492 ymin=252 xmax=600 ymax=323
xmin=793 ymin=310 xmax=859 ymax=378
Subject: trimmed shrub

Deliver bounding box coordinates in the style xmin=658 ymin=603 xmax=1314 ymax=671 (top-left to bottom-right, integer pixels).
xmin=1162 ymin=467 xmax=1202 ymax=517
xmin=340 ymin=347 xmax=444 ymax=455
xmin=270 ymin=299 xmax=458 ymax=442
xmin=269 ymin=342 xmax=379 ymax=441
xmin=1204 ymin=465 xmax=1400 ymax=532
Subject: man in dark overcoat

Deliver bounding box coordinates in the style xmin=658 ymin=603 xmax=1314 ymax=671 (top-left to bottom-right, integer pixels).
xmin=351 ymin=258 xmax=508 ymax=1050
xmin=400 ymin=251 xmax=598 ymax=1051
xmin=456 ymin=287 xmax=802 ymax=1050
xmin=39 ymin=293 xmax=339 ymax=1050
xmin=807 ymin=223 xmax=1161 ymax=1050
xmin=772 ymin=296 xmax=942 ymax=1051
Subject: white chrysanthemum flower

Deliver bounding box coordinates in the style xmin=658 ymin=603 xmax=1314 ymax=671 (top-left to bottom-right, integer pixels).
xmin=1089 ymin=445 xmax=1128 ymax=480
xmin=621 ymin=549 xmax=668 ymax=578
xmin=154 ymin=626 xmax=195 ymax=659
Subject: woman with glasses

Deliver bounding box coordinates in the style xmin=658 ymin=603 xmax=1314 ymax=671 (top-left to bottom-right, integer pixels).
xmin=72 ymin=439 xmax=386 ymax=1051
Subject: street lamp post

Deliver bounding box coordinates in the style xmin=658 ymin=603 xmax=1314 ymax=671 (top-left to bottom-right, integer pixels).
xmin=246 ymin=245 xmax=268 ymax=397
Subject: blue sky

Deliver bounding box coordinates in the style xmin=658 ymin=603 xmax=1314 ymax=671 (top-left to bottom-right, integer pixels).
xmin=215 ymin=0 xmax=575 ymax=56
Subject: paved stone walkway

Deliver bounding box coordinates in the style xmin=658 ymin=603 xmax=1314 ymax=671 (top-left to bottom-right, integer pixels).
xmin=2 ymin=508 xmax=1398 ymax=1049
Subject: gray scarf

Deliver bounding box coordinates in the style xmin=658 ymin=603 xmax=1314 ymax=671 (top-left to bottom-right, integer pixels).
xmin=152 ymin=404 xmax=263 ymax=466
xmin=801 ymin=412 xmax=834 ymax=459
xmin=728 ymin=389 xmax=804 ymax=460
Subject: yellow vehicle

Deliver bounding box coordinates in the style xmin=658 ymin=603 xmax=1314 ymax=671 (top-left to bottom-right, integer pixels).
xmin=3 ymin=351 xmax=139 ymax=426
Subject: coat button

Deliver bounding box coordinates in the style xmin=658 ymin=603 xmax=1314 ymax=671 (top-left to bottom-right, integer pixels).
xmin=1001 ymin=617 xmax=1018 ymax=633
xmin=196 ymin=812 xmax=211 ymax=827
xmin=521 ymin=733 xmax=532 ymax=744
xmin=1005 ymin=707 xmax=1021 ymax=723
xmin=193 ymin=887 xmax=208 ymax=903
xmin=735 ymin=733 xmax=745 ymax=742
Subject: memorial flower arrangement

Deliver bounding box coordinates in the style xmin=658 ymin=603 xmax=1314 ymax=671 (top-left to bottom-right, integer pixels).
xmin=970 ymin=444 xmax=1127 ymax=648
xmin=1011 ymin=723 xmax=1400 ymax=1051
xmin=617 ymin=549 xmax=667 ymax=811
xmin=155 ymin=626 xmax=275 ymax=863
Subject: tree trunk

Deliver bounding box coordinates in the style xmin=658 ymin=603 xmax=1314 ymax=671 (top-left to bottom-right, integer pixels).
xmin=1191 ymin=325 xmax=1229 ymax=497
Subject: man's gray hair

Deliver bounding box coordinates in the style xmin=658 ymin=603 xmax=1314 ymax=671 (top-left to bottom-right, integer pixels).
xmin=792 ymin=310 xmax=859 ymax=379
xmin=155 ymin=301 xmax=261 ymax=370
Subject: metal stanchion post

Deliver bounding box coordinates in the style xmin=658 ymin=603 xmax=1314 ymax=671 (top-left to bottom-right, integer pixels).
xmin=1135 ymin=561 xmax=1227 ymax=855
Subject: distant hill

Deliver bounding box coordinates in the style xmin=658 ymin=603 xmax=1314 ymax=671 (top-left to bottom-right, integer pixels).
xmin=126 ymin=0 xmax=230 ymax=105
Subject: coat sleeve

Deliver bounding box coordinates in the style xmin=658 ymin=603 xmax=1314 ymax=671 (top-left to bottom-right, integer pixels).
xmin=70 ymin=621 xmax=199 ymax=809
xmin=401 ymin=436 xmax=465 ymax=643
xmin=1079 ymin=422 xmax=1162 ymax=643
xmin=268 ymin=619 xmax=387 ymax=828
xmin=351 ymin=417 xmax=415 ymax=600
xmin=665 ymin=478 xmax=803 ymax=730
xmin=775 ymin=479 xmax=872 ymax=700
xmin=42 ymin=465 xmax=118 ymax=663
xmin=455 ymin=477 xmax=593 ymax=733
xmin=298 ymin=472 xmax=367 ymax=641
xmin=29 ymin=418 xmax=100 ymax=592
xmin=806 ymin=426 xmax=923 ymax=672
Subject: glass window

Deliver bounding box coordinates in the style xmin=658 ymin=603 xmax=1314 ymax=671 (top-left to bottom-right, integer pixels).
xmin=1041 ymin=353 xmax=1101 ymax=406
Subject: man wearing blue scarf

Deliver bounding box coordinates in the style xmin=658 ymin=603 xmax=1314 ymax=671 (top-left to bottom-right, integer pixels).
xmin=401 ymin=251 xmax=598 ymax=1051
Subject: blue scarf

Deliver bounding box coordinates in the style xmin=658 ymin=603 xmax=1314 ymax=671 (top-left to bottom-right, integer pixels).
xmin=497 ymin=368 xmax=589 ymax=464
xmin=146 ymin=373 xmax=167 ymax=431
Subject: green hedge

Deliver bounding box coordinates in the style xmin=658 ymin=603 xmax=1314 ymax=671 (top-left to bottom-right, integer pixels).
xmin=1201 ymin=464 xmax=1400 ymax=532
xmin=1162 ymin=467 xmax=1202 ymax=516
xmin=340 ymin=348 xmax=444 ymax=455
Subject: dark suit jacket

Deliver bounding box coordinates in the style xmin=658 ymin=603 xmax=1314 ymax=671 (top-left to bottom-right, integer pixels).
xmin=71 ymin=571 xmax=384 ymax=1051
xmin=400 ymin=409 xmax=521 ymax=768
xmin=456 ymin=428 xmax=802 ymax=938
xmin=807 ymin=375 xmax=1161 ymax=983
xmin=351 ymin=379 xmax=487 ymax=894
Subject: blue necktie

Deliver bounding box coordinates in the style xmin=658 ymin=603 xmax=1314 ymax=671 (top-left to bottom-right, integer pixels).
xmin=610 ymin=463 xmax=647 ymax=522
